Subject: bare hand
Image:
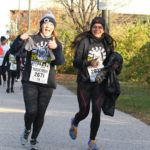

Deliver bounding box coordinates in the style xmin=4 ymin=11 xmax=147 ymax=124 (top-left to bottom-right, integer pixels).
xmin=91 ymin=59 xmax=99 ymax=67
xmin=48 ymin=37 xmax=57 ymax=49
xmin=20 ymin=33 xmax=29 ymax=40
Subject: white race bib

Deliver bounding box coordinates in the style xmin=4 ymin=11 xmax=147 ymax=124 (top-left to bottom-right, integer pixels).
xmin=10 ymin=63 xmax=17 ymax=71
xmin=88 ymin=62 xmax=104 ymax=82
xmin=29 ymin=63 xmax=50 ymax=84
xmin=87 ymin=46 xmax=106 ymax=82
xmin=9 ymin=54 xmax=17 ymax=70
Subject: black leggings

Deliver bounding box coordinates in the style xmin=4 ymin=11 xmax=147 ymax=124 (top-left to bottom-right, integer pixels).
xmin=7 ymin=70 xmax=16 ymax=89
xmin=23 ymin=82 xmax=53 ymax=139
xmin=73 ymin=82 xmax=104 ymax=140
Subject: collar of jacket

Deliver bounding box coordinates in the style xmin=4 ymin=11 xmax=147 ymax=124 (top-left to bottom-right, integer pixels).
xmin=89 ymin=34 xmax=104 ymax=44
xmin=40 ymin=32 xmax=52 ymax=39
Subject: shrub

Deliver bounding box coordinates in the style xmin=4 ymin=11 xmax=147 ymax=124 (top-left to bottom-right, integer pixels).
xmin=112 ymin=19 xmax=150 ymax=84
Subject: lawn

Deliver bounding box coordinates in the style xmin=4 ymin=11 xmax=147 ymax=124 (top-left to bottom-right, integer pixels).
xmin=56 ymin=73 xmax=150 ymax=125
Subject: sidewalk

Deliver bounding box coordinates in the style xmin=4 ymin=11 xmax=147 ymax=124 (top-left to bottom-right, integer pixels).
xmin=0 ymin=82 xmax=150 ymax=150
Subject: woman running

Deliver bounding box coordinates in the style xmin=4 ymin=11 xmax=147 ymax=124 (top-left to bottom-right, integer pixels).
xmin=10 ymin=12 xmax=65 ymax=150
xmin=69 ymin=17 xmax=116 ymax=150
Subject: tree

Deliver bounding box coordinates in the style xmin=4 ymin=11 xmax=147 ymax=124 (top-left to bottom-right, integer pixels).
xmin=56 ymin=0 xmax=101 ymax=33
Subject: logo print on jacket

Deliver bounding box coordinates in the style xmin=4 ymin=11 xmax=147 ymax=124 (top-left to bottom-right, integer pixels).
xmin=31 ymin=41 xmax=51 ymax=63
xmin=37 ymin=47 xmax=48 ymax=61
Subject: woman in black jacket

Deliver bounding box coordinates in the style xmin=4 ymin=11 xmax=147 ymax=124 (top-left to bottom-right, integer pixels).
xmin=69 ymin=17 xmax=115 ymax=150
xmin=2 ymin=50 xmax=20 ymax=93
xmin=10 ymin=12 xmax=65 ymax=150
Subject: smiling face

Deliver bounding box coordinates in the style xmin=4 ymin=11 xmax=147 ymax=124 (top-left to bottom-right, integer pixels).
xmin=91 ymin=23 xmax=104 ymax=38
xmin=41 ymin=22 xmax=54 ymax=37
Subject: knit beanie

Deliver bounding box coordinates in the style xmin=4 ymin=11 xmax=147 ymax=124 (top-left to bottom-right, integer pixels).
xmin=1 ymin=36 xmax=6 ymax=42
xmin=90 ymin=17 xmax=105 ymax=30
xmin=40 ymin=12 xmax=56 ymax=27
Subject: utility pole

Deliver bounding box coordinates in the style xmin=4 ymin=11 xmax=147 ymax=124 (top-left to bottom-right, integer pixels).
xmin=17 ymin=0 xmax=20 ymax=31
xmin=28 ymin=0 xmax=31 ymax=31
xmin=102 ymin=10 xmax=110 ymax=33
xmin=97 ymin=0 xmax=110 ymax=33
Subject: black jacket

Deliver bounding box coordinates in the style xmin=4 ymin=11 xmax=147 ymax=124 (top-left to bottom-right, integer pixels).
xmin=10 ymin=33 xmax=65 ymax=88
xmin=73 ymin=36 xmax=112 ymax=83
xmin=2 ymin=50 xmax=20 ymax=72
xmin=101 ymin=52 xmax=123 ymax=116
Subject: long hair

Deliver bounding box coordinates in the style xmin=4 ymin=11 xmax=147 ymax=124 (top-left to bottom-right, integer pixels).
xmin=71 ymin=31 xmax=91 ymax=49
xmin=71 ymin=31 xmax=116 ymax=52
xmin=103 ymin=32 xmax=116 ymax=52
xmin=51 ymin=29 xmax=59 ymax=42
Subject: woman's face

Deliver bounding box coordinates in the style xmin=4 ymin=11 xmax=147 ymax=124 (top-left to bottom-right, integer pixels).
xmin=91 ymin=23 xmax=104 ymax=38
xmin=41 ymin=22 xmax=54 ymax=37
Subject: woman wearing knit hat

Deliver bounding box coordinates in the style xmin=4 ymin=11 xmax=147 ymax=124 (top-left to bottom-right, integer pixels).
xmin=10 ymin=12 xmax=65 ymax=150
xmin=69 ymin=17 xmax=116 ymax=150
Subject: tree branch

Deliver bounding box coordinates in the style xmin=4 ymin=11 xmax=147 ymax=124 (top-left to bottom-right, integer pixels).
xmin=57 ymin=0 xmax=98 ymax=33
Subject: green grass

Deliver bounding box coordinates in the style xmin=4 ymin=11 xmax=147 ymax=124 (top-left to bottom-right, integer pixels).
xmin=116 ymin=82 xmax=150 ymax=124
xmin=56 ymin=74 xmax=150 ymax=125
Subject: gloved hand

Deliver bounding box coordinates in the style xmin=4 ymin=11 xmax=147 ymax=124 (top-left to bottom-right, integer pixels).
xmin=25 ymin=36 xmax=35 ymax=51
xmin=95 ymin=69 xmax=106 ymax=84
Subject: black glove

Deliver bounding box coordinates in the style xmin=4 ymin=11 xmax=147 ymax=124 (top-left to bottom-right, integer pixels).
xmin=95 ymin=70 xmax=106 ymax=84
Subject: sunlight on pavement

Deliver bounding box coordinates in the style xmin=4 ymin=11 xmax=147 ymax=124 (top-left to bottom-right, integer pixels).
xmin=0 ymin=107 xmax=25 ymax=113
xmin=102 ymin=117 xmax=128 ymax=125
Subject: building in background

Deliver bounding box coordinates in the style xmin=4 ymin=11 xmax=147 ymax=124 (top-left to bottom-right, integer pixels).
xmin=1 ymin=0 xmax=150 ymax=38
xmin=0 ymin=0 xmax=59 ymax=37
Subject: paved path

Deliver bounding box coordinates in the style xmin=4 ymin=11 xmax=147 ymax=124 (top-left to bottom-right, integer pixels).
xmin=0 ymin=82 xmax=150 ymax=150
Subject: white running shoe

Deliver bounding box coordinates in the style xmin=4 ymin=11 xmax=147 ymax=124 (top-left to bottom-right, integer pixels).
xmin=20 ymin=128 xmax=31 ymax=145
xmin=29 ymin=139 xmax=39 ymax=150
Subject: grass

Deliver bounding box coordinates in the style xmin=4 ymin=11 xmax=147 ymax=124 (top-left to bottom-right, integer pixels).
xmin=116 ymin=82 xmax=150 ymax=125
xmin=56 ymin=73 xmax=150 ymax=125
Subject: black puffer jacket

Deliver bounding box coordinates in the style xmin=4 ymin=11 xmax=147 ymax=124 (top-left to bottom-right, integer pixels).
xmin=100 ymin=52 xmax=123 ymax=116
xmin=10 ymin=33 xmax=65 ymax=88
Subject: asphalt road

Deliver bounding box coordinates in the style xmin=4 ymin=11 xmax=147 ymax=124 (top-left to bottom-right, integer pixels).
xmin=0 ymin=82 xmax=150 ymax=150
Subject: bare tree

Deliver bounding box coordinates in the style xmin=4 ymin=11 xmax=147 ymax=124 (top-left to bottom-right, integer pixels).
xmin=56 ymin=0 xmax=101 ymax=33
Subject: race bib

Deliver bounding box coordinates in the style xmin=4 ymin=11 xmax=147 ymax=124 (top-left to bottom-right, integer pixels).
xmin=29 ymin=63 xmax=50 ymax=84
xmin=10 ymin=63 xmax=17 ymax=71
xmin=88 ymin=62 xmax=104 ymax=82
xmin=87 ymin=46 xmax=106 ymax=82
xmin=9 ymin=54 xmax=17 ymax=70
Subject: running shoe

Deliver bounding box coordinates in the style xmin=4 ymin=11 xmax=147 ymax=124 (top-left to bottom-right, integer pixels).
xmin=29 ymin=139 xmax=39 ymax=150
xmin=69 ymin=118 xmax=77 ymax=140
xmin=11 ymin=88 xmax=14 ymax=93
xmin=88 ymin=139 xmax=98 ymax=150
xmin=20 ymin=128 xmax=31 ymax=145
